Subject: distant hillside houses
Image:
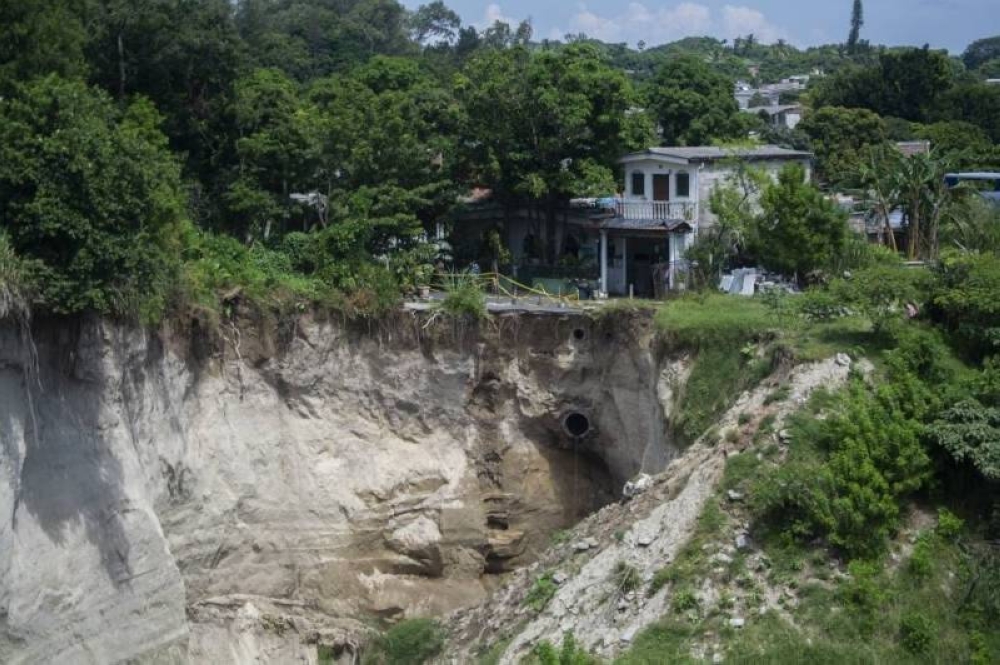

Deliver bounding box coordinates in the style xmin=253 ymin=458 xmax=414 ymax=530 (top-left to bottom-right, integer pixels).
xmin=734 ymin=75 xmax=810 ymax=110
xmin=743 ymin=104 xmax=803 ymax=130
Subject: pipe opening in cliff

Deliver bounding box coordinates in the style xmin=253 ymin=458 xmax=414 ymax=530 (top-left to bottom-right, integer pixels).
xmin=572 ymin=328 xmax=587 ymax=341
xmin=562 ymin=412 xmax=591 ymax=438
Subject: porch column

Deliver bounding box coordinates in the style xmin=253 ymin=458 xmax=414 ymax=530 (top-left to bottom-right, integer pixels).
xmin=600 ymin=229 xmax=608 ymax=295
xmin=622 ymin=236 xmax=629 ymax=296
xmin=669 ymin=233 xmax=678 ymax=290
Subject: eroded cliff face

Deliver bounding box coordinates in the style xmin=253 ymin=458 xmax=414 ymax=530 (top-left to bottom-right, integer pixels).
xmin=0 ymin=309 xmax=677 ymax=663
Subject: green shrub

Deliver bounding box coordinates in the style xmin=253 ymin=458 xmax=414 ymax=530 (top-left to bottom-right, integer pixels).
xmin=672 ymin=588 xmax=699 ymax=614
xmin=551 ymin=530 xmax=571 ymax=546
xmin=317 ymin=645 xmax=337 ymax=665
xmin=525 ymin=574 xmax=558 ymax=612
xmin=936 ymin=508 xmax=965 ymax=541
xmin=529 ymin=633 xmax=598 ymax=665
xmin=0 ymin=231 xmax=34 ymax=318
xmin=764 ymin=385 xmax=791 ymax=406
xmin=649 ymin=566 xmax=675 ymax=596
xmin=930 ymin=251 xmax=1000 ymax=362
xmin=970 ymin=631 xmax=993 ymax=665
xmin=899 ymin=612 xmax=935 ymax=655
xmin=613 ymin=561 xmax=641 ymax=593
xmin=752 ymin=380 xmax=932 ymax=558
xmin=907 ymin=535 xmax=934 ymax=580
xmin=439 ymin=273 xmax=487 ymax=320
xmin=830 ymin=265 xmax=930 ymax=334
xmin=798 ymin=287 xmax=850 ymax=322
xmin=839 ymin=561 xmax=887 ymax=633
xmin=362 ymin=619 xmax=444 ymax=665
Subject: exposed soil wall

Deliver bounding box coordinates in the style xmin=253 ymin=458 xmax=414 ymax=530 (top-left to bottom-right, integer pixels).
xmin=0 ymin=307 xmax=678 ymax=663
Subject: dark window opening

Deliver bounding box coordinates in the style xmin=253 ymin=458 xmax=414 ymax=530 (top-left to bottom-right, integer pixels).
xmin=631 ymin=172 xmax=645 ymax=197
xmin=676 ymin=172 xmax=690 ymax=198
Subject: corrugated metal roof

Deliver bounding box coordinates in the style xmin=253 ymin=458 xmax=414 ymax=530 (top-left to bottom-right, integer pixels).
xmin=620 ymin=145 xmax=812 ymax=163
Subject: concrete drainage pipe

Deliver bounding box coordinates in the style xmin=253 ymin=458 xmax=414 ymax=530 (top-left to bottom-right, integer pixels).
xmin=562 ymin=411 xmax=592 ymax=439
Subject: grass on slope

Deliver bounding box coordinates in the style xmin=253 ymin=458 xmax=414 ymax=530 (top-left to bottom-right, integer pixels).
xmin=654 ymin=293 xmax=880 ymax=447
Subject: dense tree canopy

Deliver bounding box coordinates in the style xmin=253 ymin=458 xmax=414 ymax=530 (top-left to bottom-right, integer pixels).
xmin=799 ymin=107 xmax=888 ymax=186
xmin=812 ymin=47 xmax=953 ymax=123
xmin=0 ymin=77 xmax=186 ymax=317
xmin=963 ymin=35 xmax=1000 ymax=72
xmin=751 ymin=164 xmax=849 ymax=280
xmin=0 ymin=1 xmax=997 ymax=319
xmin=458 ymin=43 xmax=645 ymax=204
xmin=646 ymin=55 xmax=742 ymax=146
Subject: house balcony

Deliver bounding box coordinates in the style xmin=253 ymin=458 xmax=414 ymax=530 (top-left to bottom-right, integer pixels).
xmin=616 ymin=200 xmax=696 ymax=221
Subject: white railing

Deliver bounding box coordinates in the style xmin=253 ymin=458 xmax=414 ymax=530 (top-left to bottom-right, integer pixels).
xmin=616 ymin=200 xmax=696 ymax=221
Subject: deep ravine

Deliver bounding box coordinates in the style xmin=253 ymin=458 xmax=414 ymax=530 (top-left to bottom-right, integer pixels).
xmin=0 ymin=308 xmax=680 ymax=664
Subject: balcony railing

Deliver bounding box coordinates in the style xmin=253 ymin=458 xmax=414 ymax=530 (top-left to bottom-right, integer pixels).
xmin=616 ymin=200 xmax=696 ymax=221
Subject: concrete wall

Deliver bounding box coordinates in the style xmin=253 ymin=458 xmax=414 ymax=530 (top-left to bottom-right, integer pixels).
xmin=623 ymin=159 xmax=698 ymax=203
xmin=623 ymin=156 xmax=812 ymax=231
xmin=696 ymin=158 xmax=812 ymax=228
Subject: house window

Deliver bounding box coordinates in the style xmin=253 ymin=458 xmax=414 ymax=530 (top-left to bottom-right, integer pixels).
xmin=631 ymin=172 xmax=645 ymax=197
xmin=676 ymin=172 xmax=690 ymax=198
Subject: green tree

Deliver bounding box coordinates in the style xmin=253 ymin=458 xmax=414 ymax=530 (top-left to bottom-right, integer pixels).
xmin=309 ymin=56 xmax=462 ymax=252
xmin=85 ymin=0 xmax=245 ymax=189
xmin=0 ymin=0 xmax=89 ymax=86
xmin=892 ymin=151 xmax=957 ymax=260
xmin=647 ymin=55 xmax=742 ymax=146
xmin=846 ymin=0 xmax=864 ymax=55
xmin=686 ymin=163 xmax=769 ymax=287
xmin=813 ymin=47 xmax=954 ymax=123
xmin=930 ymin=252 xmax=1000 ymax=360
xmin=914 ymin=121 xmax=992 ymax=162
xmin=408 ymin=1 xmax=461 ymax=46
xmin=936 ymin=82 xmax=1000 ymax=144
xmin=0 ymin=77 xmax=186 ymax=319
xmin=227 ymin=68 xmax=316 ymax=241
xmin=457 ymin=43 xmax=644 ymax=261
xmin=962 ymin=35 xmax=1000 ymax=71
xmin=978 ymin=57 xmax=1000 ymax=79
xmin=799 ymin=106 xmax=888 ymax=185
xmin=751 ymin=163 xmax=849 ymax=281
xmin=929 ymin=400 xmax=1000 ymax=482
xmin=855 ymin=145 xmax=901 ymax=252
xmin=235 ymin=0 xmax=414 ymax=80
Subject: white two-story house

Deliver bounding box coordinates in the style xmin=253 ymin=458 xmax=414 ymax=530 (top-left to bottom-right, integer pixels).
xmin=602 ymin=145 xmax=812 ymax=295
xmin=453 ymin=145 xmax=812 ymax=299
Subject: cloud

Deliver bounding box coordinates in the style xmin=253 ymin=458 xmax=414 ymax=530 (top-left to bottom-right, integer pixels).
xmin=477 ymin=3 xmax=516 ymax=30
xmin=551 ymin=2 xmax=788 ymax=46
xmin=720 ymin=5 xmax=788 ymax=43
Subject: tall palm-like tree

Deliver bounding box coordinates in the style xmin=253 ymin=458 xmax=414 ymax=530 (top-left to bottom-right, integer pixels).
xmin=857 ymin=147 xmax=900 ymax=252
xmin=858 ymin=147 xmax=960 ymax=259
xmin=893 ymin=150 xmax=956 ymax=260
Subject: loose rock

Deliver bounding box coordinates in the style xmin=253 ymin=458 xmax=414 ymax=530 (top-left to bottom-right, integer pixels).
xmin=623 ymin=473 xmax=654 ymax=498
